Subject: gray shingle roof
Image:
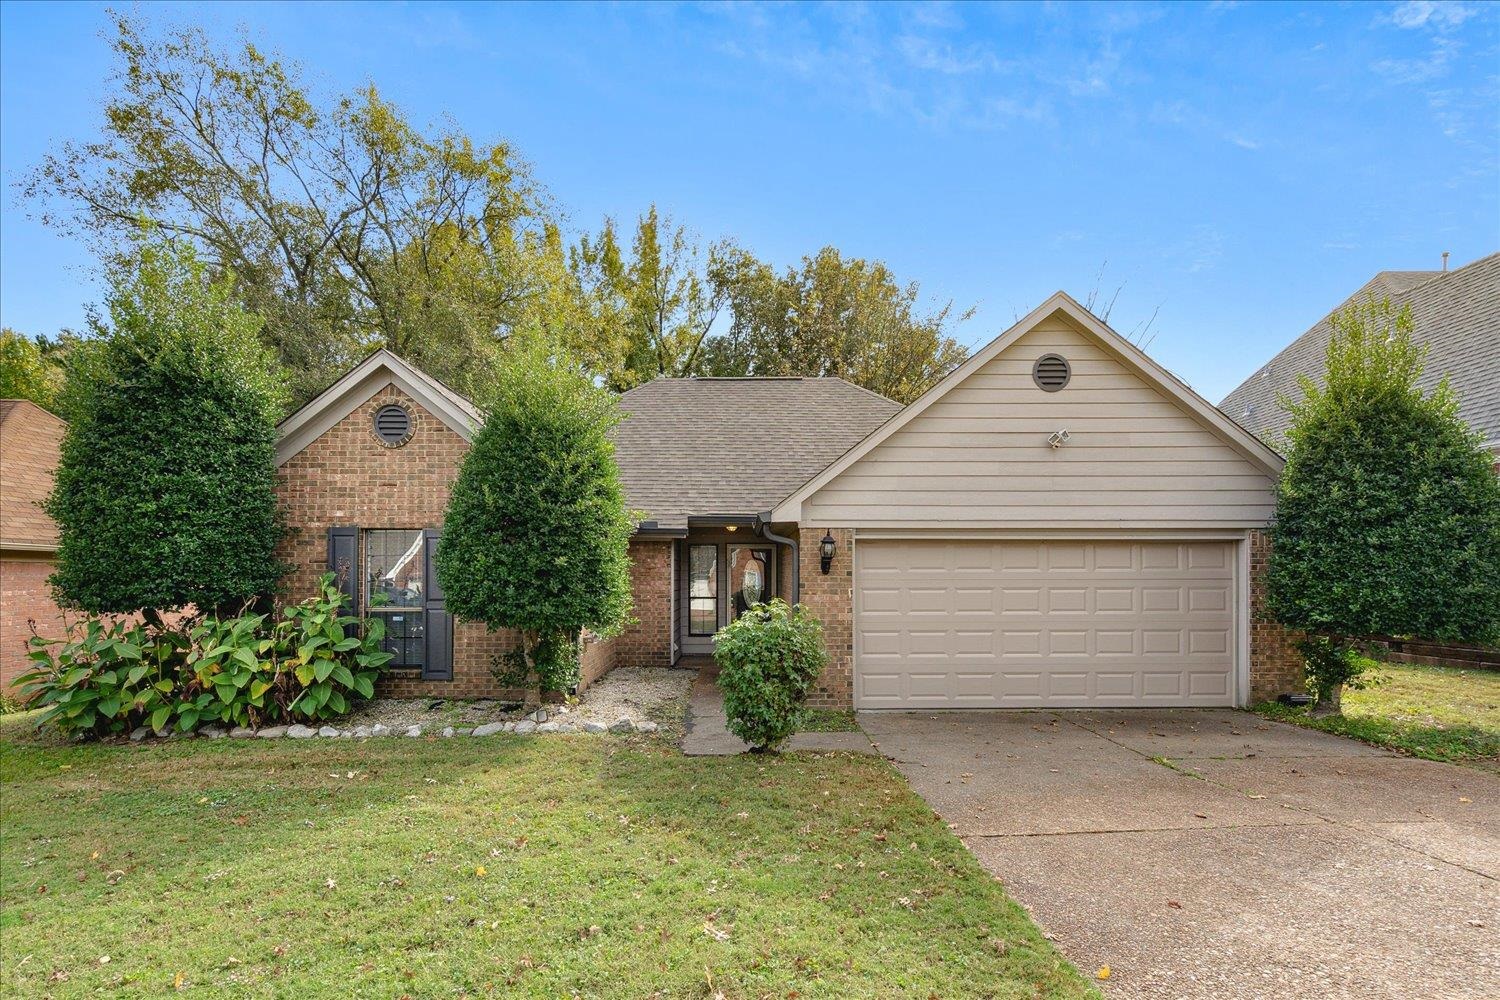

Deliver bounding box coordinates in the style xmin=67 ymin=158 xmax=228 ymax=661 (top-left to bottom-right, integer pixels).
xmin=612 ymin=377 xmax=902 ymax=529
xmin=1221 ymin=253 xmax=1500 ymax=448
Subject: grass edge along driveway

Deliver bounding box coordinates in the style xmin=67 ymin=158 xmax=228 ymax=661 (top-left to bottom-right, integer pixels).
xmin=0 ymin=728 xmax=1097 ymax=999
xmin=1253 ymin=660 xmax=1500 ymax=767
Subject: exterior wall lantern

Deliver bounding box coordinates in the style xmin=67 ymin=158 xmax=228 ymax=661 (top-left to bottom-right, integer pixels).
xmin=819 ymin=531 xmax=837 ymax=574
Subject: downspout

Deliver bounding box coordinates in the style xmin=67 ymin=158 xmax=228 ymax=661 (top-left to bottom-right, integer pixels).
xmin=755 ymin=515 xmax=799 ymax=606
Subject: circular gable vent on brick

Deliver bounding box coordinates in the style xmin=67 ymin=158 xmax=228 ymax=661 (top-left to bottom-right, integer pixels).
xmin=373 ymin=403 xmax=413 ymax=446
xmin=1031 ymin=353 xmax=1071 ymax=392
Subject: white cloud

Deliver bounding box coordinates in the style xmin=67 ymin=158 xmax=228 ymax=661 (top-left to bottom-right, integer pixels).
xmin=895 ymin=34 xmax=998 ymax=75
xmin=1387 ymin=1 xmax=1479 ymax=30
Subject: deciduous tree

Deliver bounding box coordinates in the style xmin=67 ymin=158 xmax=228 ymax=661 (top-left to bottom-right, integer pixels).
xmin=572 ymin=206 xmax=725 ymax=390
xmin=705 ymin=246 xmax=970 ymax=403
xmin=22 ymin=11 xmax=567 ymax=405
xmin=0 ymin=329 xmax=65 ymax=410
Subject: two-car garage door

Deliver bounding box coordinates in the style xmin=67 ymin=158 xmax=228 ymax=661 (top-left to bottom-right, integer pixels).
xmin=855 ymin=539 xmax=1238 ymax=709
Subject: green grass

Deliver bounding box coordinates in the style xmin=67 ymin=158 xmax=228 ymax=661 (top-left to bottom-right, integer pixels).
xmin=0 ymin=722 xmax=1093 ymax=999
xmin=1254 ymin=660 xmax=1500 ymax=765
xmin=798 ymin=708 xmax=861 ymax=733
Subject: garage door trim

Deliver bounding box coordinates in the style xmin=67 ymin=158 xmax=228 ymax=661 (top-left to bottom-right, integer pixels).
xmin=851 ymin=533 xmax=1251 ymax=710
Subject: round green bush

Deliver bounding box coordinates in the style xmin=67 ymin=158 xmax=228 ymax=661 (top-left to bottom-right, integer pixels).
xmin=713 ymin=599 xmax=829 ymax=752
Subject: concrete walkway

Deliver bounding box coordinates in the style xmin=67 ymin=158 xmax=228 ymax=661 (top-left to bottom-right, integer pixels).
xmin=680 ymin=662 xmax=875 ymax=756
xmin=859 ymin=709 xmax=1498 ymax=999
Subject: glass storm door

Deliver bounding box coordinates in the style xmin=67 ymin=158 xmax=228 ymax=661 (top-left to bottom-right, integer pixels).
xmin=727 ymin=546 xmax=772 ymax=622
xmin=688 ymin=544 xmax=718 ymax=636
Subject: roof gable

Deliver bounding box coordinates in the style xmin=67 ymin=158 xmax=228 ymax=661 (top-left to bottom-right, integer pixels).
xmin=772 ymin=292 xmax=1284 ymax=523
xmin=275 ymin=350 xmax=481 ymax=466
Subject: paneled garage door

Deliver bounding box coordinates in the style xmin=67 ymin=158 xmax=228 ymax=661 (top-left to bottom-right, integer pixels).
xmin=855 ymin=539 xmax=1237 ymax=709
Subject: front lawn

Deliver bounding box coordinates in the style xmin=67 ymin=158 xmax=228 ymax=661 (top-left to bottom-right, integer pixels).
xmin=1254 ymin=660 xmax=1500 ymax=765
xmin=0 ymin=725 xmax=1093 ymax=998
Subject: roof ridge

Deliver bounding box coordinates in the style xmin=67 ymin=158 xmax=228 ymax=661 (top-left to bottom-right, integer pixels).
xmin=822 ymin=375 xmax=902 ymax=406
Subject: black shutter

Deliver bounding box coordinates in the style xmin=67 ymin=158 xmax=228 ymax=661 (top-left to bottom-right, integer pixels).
xmin=327 ymin=526 xmax=360 ymax=612
xmin=422 ymin=528 xmax=452 ymax=681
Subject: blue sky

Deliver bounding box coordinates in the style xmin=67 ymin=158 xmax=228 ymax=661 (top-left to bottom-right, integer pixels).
xmin=1 ymin=1 xmax=1495 ymax=401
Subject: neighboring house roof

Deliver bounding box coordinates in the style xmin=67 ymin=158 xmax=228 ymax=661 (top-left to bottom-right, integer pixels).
xmin=0 ymin=399 xmax=66 ymax=552
xmin=772 ymin=291 xmax=1285 ymax=523
xmin=1221 ymin=253 xmax=1500 ymax=449
xmin=276 ymin=349 xmax=481 ymax=466
xmin=614 ymin=377 xmax=901 ymax=530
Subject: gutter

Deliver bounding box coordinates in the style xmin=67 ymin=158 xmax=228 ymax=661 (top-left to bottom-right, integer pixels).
xmin=755 ymin=514 xmax=798 ymax=605
xmin=632 ymin=519 xmax=688 ymax=539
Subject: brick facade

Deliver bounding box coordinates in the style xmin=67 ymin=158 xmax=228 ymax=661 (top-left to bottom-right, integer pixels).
xmin=276 ymin=384 xmax=615 ymax=699
xmin=1248 ymin=528 xmax=1305 ymax=702
xmin=795 ymin=526 xmax=855 ymax=709
xmin=0 ymin=554 xmax=68 ymax=695
xmin=614 ymin=539 xmax=673 ymax=668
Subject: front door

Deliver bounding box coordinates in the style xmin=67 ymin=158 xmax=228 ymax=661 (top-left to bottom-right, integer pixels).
xmin=677 ymin=539 xmax=774 ymax=658
xmin=727 ymin=545 xmax=772 ymax=622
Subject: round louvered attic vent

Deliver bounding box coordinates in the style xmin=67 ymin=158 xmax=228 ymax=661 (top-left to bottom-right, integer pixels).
xmin=1031 ymin=354 xmax=1072 ymax=392
xmin=373 ymin=403 xmax=413 ymax=446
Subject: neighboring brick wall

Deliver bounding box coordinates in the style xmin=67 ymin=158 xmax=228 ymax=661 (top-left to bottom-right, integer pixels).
xmin=615 ymin=539 xmax=673 ymax=668
xmin=1248 ymin=528 xmax=1304 ymax=702
xmin=797 ymin=526 xmax=854 ymax=709
xmin=0 ymin=554 xmax=68 ymax=696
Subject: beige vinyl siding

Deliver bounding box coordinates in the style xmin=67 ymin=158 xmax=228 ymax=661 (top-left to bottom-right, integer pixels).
xmin=803 ymin=318 xmax=1277 ymax=527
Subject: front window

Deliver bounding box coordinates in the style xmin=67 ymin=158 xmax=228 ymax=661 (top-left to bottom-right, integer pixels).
xmin=688 ymin=544 xmax=718 ymax=635
xmin=364 ymin=529 xmax=425 ymax=668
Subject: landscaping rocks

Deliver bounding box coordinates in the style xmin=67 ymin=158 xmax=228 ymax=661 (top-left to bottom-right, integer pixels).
xmin=109 ymin=666 xmax=684 ymax=747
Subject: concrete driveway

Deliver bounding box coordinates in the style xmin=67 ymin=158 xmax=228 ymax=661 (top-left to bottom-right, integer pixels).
xmin=859 ymin=709 xmax=1498 ymax=1000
